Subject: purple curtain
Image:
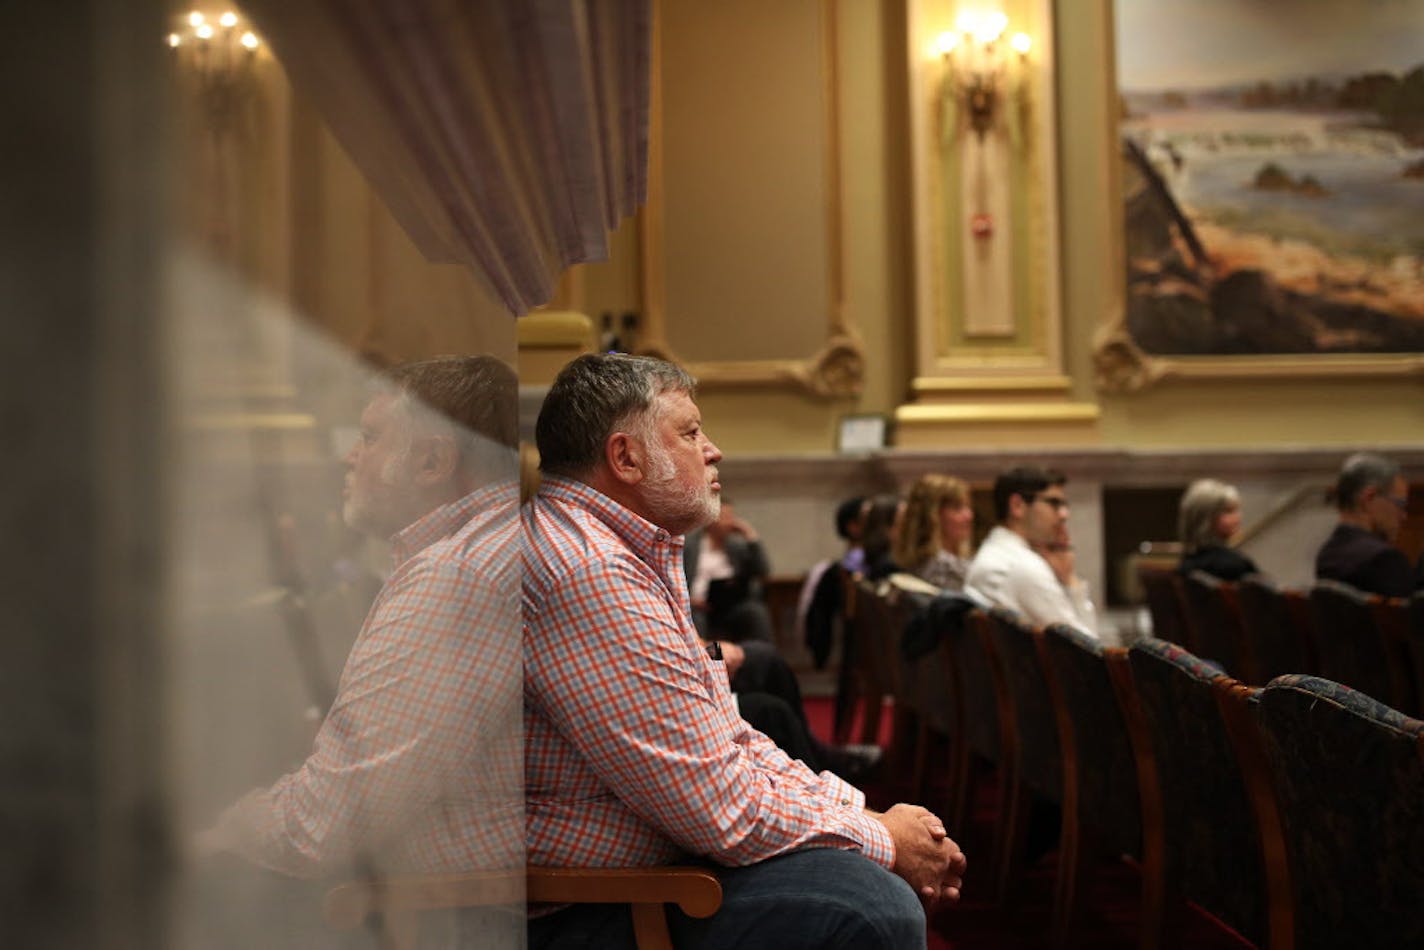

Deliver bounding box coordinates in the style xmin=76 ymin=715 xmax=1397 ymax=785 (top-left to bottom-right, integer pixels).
xmin=244 ymin=0 xmax=650 ymax=315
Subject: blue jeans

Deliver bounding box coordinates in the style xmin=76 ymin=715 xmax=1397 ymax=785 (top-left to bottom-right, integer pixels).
xmin=528 ymin=849 xmax=925 ymax=950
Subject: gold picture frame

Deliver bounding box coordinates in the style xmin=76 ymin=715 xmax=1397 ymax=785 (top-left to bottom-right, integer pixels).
xmin=1089 ymin=0 xmax=1424 ymax=394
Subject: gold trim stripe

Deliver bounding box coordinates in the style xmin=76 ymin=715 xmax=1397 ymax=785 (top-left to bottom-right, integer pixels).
xmin=911 ymin=374 xmax=1073 ymax=393
xmin=895 ymin=402 xmax=1101 ymax=424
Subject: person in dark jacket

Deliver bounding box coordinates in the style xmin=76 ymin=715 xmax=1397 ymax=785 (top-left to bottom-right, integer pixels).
xmin=1177 ymin=478 xmax=1259 ymax=581
xmin=686 ymin=500 xmax=773 ymax=643
xmin=1315 ymin=453 xmax=1418 ymax=598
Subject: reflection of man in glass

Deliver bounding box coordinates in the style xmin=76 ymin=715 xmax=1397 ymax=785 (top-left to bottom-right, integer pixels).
xmin=199 ymin=356 xmax=523 ymax=883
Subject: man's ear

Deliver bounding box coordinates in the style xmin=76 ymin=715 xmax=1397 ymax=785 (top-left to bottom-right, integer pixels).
xmin=604 ymin=431 xmax=646 ymax=486
xmin=411 ymin=435 xmax=459 ymax=487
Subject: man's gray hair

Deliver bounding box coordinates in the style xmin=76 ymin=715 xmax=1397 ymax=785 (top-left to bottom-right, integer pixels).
xmin=1177 ymin=478 xmax=1240 ymax=552
xmin=1335 ymin=452 xmax=1401 ymax=511
xmin=536 ymin=353 xmax=696 ymax=477
xmin=376 ymin=355 xmax=519 ymax=471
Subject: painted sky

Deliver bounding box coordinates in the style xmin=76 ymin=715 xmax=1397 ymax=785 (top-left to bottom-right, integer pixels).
xmin=1116 ymin=0 xmax=1424 ymax=92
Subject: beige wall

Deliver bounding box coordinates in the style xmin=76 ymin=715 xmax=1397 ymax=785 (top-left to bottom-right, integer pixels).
xmin=572 ymin=0 xmax=917 ymax=455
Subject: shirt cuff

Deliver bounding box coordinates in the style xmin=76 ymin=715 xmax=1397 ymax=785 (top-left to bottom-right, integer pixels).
xmin=818 ymin=771 xmax=865 ymax=811
xmin=841 ymin=807 xmax=896 ymax=869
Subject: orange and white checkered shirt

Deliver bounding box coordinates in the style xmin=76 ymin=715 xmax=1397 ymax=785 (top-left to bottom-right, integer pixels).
xmin=523 ymin=477 xmax=894 ymax=871
xmin=212 ymin=484 xmax=524 ymax=878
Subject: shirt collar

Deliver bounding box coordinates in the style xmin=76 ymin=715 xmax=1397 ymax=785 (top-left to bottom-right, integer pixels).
xmin=537 ymin=476 xmax=685 ymax=564
xmin=988 ymin=524 xmax=1031 ymax=551
xmin=390 ymin=481 xmax=517 ymax=565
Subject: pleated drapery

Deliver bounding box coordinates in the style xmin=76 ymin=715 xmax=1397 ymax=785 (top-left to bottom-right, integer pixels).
xmin=244 ymin=0 xmax=651 ymax=315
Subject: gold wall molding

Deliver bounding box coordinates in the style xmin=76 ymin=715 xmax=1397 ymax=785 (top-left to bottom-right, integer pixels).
xmin=906 ymin=0 xmax=1065 ymax=379
xmin=897 ymin=402 xmax=1099 ymax=423
xmin=1095 ymin=326 xmax=1424 ymax=394
xmin=897 ymin=0 xmax=1097 ymax=448
xmin=634 ymin=0 xmax=864 ymax=397
xmin=911 ymin=373 xmax=1072 ymax=394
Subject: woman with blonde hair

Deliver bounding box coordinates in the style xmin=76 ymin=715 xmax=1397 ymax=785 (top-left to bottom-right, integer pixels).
xmin=1177 ymin=478 xmax=1259 ymax=581
xmin=892 ymin=473 xmax=975 ymax=591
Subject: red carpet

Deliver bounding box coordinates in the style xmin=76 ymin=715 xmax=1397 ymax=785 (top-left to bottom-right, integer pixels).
xmin=802 ymin=696 xmax=1255 ymax=949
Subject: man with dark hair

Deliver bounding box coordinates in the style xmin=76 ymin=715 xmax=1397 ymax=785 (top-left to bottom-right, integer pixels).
xmin=1316 ymin=452 xmax=1418 ymax=598
xmin=799 ymin=496 xmax=867 ymax=672
xmin=200 ymin=356 xmax=523 ymax=884
xmin=835 ymin=495 xmax=867 ymax=573
xmin=525 ymin=353 xmax=964 ymax=949
xmin=965 ymin=465 xmax=1098 ymax=637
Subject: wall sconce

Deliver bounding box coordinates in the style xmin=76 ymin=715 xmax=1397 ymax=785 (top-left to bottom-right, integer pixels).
xmin=935 ymin=9 xmax=1031 ymax=143
xmin=166 ymin=10 xmax=263 ymax=131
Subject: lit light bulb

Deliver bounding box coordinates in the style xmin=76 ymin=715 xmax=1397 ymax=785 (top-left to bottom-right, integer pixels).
xmin=1010 ymin=32 xmax=1032 ymax=55
xmin=934 ymin=31 xmax=960 ymax=57
xmin=167 ymin=32 xmax=181 ymax=48
xmin=240 ymin=31 xmax=259 ymax=50
xmin=195 ymin=23 xmax=214 ymax=39
xmin=954 ymin=10 xmax=980 ymax=36
xmin=219 ymin=12 xmax=238 ymax=28
xmin=187 ymin=11 xmax=204 ymax=27
xmin=973 ymin=11 xmax=1008 ymax=44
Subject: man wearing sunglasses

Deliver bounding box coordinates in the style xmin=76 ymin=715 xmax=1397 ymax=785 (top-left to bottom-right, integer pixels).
xmin=965 ymin=465 xmax=1099 ymax=638
xmin=1316 ymin=452 xmax=1419 ymax=598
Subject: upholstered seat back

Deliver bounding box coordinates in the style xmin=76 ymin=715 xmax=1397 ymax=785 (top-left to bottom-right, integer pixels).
xmin=1181 ymin=570 xmax=1252 ymax=682
xmin=897 ymin=590 xmax=954 ymax=734
xmin=1128 ymin=638 xmax=1266 ymax=944
xmin=1138 ymin=566 xmax=1190 ymax=649
xmin=985 ymin=608 xmax=1060 ymax=800
xmin=1308 ymin=580 xmax=1394 ymax=704
xmin=1255 ymin=674 xmax=1424 ymax=950
xmin=1044 ymin=624 xmax=1141 ymax=858
xmin=1235 ymin=575 xmax=1312 ymax=683
xmin=951 ymin=610 xmax=1002 ymax=761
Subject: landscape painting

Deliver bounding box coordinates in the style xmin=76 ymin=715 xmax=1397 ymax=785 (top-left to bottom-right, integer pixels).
xmin=1115 ymin=0 xmax=1424 ymax=356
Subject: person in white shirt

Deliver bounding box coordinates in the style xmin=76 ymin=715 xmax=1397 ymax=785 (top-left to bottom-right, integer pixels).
xmin=965 ymin=465 xmax=1098 ymax=639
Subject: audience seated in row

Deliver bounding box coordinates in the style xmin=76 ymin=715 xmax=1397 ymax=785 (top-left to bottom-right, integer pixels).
xmin=816 ymin=466 xmax=1101 ymax=641
xmin=1174 ymin=453 xmax=1420 ymax=597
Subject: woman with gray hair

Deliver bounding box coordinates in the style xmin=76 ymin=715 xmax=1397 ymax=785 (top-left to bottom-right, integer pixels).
xmin=1177 ymin=478 xmax=1260 ymax=581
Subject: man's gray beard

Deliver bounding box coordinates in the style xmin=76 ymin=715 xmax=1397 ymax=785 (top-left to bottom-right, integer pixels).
xmin=342 ymin=450 xmax=412 ymax=536
xmin=642 ymin=442 xmax=719 ymax=535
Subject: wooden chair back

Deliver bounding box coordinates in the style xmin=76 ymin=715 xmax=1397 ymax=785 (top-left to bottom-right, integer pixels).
xmin=1214 ymin=683 xmax=1293 ymax=950
xmin=325 ymin=866 xmax=722 ymax=950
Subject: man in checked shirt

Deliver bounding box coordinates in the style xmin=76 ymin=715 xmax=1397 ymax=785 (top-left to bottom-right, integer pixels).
xmin=197 ymin=356 xmax=525 ymax=944
xmin=525 ymin=354 xmax=966 ymax=949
